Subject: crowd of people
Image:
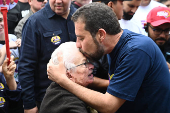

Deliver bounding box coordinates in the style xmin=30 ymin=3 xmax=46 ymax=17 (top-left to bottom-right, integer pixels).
xmin=0 ymin=0 xmax=170 ymax=113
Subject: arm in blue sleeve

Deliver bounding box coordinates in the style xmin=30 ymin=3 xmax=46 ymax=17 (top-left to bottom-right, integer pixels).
xmin=18 ymin=18 xmax=39 ymax=109
xmin=5 ymin=82 xmax=22 ymax=101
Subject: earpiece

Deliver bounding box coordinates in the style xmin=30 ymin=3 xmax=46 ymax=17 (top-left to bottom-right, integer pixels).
xmin=144 ymin=23 xmax=148 ymax=32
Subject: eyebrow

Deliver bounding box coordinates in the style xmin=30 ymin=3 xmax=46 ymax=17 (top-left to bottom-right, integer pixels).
xmin=76 ymin=35 xmax=84 ymax=37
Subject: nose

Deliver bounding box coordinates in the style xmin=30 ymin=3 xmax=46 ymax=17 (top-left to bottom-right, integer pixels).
xmin=76 ymin=40 xmax=82 ymax=48
xmin=159 ymin=31 xmax=166 ymax=38
xmin=56 ymin=0 xmax=62 ymax=3
xmin=43 ymin=0 xmax=47 ymax=4
xmin=88 ymin=63 xmax=94 ymax=70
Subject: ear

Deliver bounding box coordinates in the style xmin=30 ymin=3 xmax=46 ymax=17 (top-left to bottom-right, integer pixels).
xmin=107 ymin=1 xmax=114 ymax=9
xmin=144 ymin=23 xmax=148 ymax=32
xmin=66 ymin=70 xmax=75 ymax=82
xmin=97 ymin=28 xmax=106 ymax=43
xmin=28 ymin=0 xmax=32 ymax=5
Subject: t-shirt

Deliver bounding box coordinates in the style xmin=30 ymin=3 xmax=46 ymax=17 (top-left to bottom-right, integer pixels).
xmin=132 ymin=1 xmax=166 ymax=28
xmin=119 ymin=18 xmax=146 ymax=36
xmin=107 ymin=29 xmax=170 ymax=113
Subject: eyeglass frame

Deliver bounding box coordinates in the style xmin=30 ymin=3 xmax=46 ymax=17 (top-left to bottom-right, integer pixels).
xmin=148 ymin=24 xmax=170 ymax=36
xmin=66 ymin=59 xmax=92 ymax=71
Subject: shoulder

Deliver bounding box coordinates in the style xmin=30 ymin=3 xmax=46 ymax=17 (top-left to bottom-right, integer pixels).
xmin=8 ymin=34 xmax=17 ymax=41
xmin=151 ymin=1 xmax=166 ymax=7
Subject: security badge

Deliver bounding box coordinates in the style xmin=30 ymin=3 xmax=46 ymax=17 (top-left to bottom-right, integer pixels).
xmin=51 ymin=34 xmax=61 ymax=45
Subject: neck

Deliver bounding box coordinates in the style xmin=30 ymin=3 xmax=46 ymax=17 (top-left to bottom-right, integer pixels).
xmin=0 ymin=33 xmax=5 ymax=41
xmin=105 ymin=30 xmax=123 ymax=54
xmin=62 ymin=9 xmax=70 ymax=19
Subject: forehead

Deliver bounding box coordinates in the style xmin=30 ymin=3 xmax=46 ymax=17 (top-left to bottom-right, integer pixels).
xmin=75 ymin=20 xmax=86 ymax=33
xmin=74 ymin=50 xmax=86 ymax=63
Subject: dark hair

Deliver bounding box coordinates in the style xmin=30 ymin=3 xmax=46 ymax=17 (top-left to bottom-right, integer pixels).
xmin=104 ymin=0 xmax=117 ymax=5
xmin=71 ymin=2 xmax=121 ymax=38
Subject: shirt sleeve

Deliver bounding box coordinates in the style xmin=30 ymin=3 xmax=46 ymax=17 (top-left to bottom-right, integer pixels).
xmin=107 ymin=49 xmax=151 ymax=101
xmin=14 ymin=18 xmax=24 ymax=39
xmin=5 ymin=82 xmax=22 ymax=102
xmin=18 ymin=18 xmax=39 ymax=109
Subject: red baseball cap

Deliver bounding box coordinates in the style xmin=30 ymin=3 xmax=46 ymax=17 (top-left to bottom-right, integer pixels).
xmin=147 ymin=6 xmax=170 ymax=27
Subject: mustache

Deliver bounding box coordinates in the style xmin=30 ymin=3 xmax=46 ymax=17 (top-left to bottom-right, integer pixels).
xmin=54 ymin=4 xmax=63 ymax=7
xmin=155 ymin=37 xmax=167 ymax=41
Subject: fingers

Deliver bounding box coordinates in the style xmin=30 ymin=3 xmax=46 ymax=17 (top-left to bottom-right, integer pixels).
xmin=3 ymin=57 xmax=9 ymax=66
xmin=15 ymin=39 xmax=21 ymax=47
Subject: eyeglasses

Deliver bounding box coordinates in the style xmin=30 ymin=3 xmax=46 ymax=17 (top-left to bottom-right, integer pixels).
xmin=149 ymin=24 xmax=170 ymax=36
xmin=66 ymin=59 xmax=91 ymax=71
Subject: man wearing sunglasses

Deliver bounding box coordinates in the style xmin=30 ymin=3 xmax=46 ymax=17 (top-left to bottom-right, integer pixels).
xmin=144 ymin=6 xmax=170 ymax=70
xmin=40 ymin=42 xmax=95 ymax=113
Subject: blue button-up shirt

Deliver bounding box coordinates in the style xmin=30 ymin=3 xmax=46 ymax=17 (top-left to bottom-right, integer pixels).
xmin=18 ymin=2 xmax=76 ymax=109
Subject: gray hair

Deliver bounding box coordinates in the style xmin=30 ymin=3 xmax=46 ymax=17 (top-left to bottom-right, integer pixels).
xmin=71 ymin=2 xmax=121 ymax=38
xmin=51 ymin=42 xmax=79 ymax=71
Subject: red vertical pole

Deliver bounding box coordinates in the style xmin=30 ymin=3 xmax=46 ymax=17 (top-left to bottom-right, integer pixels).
xmin=1 ymin=7 xmax=10 ymax=65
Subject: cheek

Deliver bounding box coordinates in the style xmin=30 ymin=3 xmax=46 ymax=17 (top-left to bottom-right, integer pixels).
xmin=82 ymin=40 xmax=92 ymax=51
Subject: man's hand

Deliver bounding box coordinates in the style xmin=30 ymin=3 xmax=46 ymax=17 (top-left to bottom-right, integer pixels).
xmin=15 ymin=39 xmax=21 ymax=47
xmin=47 ymin=55 xmax=68 ymax=84
xmin=24 ymin=106 xmax=38 ymax=113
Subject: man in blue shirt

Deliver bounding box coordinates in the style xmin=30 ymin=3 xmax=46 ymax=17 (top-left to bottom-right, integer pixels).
xmin=47 ymin=3 xmax=170 ymax=113
xmin=18 ymin=0 xmax=76 ymax=113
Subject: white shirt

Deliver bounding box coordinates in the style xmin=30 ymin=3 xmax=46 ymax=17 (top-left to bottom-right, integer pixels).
xmin=119 ymin=18 xmax=147 ymax=36
xmin=132 ymin=0 xmax=166 ymax=34
xmin=132 ymin=1 xmax=166 ymax=28
xmin=0 ymin=4 xmax=9 ymax=10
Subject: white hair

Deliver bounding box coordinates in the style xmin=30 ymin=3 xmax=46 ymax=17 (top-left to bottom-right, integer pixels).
xmin=51 ymin=42 xmax=80 ymax=70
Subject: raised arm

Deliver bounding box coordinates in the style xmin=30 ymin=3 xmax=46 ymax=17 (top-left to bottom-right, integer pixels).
xmin=2 ymin=56 xmax=17 ymax=90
